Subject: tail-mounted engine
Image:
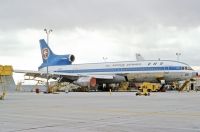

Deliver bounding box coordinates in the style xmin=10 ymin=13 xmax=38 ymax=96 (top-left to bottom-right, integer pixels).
xmin=51 ymin=54 xmax=75 ymax=65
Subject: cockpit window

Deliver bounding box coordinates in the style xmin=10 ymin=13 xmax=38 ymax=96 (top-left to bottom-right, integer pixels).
xmin=187 ymin=67 xmax=193 ymax=70
xmin=181 ymin=66 xmax=193 ymax=70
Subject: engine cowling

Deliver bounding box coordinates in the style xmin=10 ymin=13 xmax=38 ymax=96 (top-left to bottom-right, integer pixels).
xmin=113 ymin=75 xmax=126 ymax=82
xmin=68 ymin=54 xmax=75 ymax=62
xmin=74 ymin=77 xmax=96 ymax=87
xmin=55 ymin=54 xmax=75 ymax=65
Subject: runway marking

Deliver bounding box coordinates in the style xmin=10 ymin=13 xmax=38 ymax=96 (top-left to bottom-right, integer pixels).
xmin=8 ymin=124 xmax=62 ymax=132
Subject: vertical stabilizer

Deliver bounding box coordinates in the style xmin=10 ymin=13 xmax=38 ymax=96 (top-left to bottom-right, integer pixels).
xmin=38 ymin=39 xmax=75 ymax=70
xmin=136 ymin=53 xmax=144 ymax=61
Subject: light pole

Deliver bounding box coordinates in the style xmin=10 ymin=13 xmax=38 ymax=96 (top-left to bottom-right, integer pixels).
xmin=176 ymin=52 xmax=181 ymax=61
xmin=44 ymin=28 xmax=53 ymax=93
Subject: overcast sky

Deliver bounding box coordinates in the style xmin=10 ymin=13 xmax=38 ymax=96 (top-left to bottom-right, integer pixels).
xmin=1 ymin=0 xmax=200 ymax=78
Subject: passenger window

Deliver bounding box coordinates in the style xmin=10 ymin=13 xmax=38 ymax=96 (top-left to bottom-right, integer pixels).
xmin=185 ymin=73 xmax=189 ymax=76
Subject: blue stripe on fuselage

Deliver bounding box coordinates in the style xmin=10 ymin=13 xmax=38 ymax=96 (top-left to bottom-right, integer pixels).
xmin=53 ymin=66 xmax=183 ymax=74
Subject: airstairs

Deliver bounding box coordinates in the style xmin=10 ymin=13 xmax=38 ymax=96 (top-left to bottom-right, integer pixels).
xmin=178 ymin=80 xmax=190 ymax=91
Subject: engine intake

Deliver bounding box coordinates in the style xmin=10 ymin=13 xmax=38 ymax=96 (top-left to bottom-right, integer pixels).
xmin=69 ymin=54 xmax=75 ymax=62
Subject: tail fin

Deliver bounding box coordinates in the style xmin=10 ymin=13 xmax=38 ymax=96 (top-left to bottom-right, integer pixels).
xmin=40 ymin=39 xmax=54 ymax=63
xmin=38 ymin=39 xmax=75 ymax=70
xmin=136 ymin=53 xmax=144 ymax=61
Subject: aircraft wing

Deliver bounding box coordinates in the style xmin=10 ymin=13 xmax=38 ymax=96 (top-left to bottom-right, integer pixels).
xmin=14 ymin=70 xmax=41 ymax=75
xmin=14 ymin=70 xmax=46 ymax=79
xmin=14 ymin=70 xmax=117 ymax=80
xmin=48 ymin=71 xmax=117 ymax=80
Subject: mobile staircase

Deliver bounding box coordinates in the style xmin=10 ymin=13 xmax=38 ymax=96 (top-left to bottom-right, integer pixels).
xmin=178 ymin=80 xmax=190 ymax=91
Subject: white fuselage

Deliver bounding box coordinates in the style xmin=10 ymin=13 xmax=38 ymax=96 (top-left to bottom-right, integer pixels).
xmin=39 ymin=60 xmax=196 ymax=83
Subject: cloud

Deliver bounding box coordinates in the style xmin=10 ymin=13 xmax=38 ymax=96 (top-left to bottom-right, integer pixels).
xmin=27 ymin=26 xmax=200 ymax=65
xmin=1 ymin=0 xmax=200 ymax=30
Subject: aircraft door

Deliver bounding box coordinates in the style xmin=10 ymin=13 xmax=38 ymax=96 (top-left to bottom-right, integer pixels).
xmin=164 ymin=66 xmax=169 ymax=81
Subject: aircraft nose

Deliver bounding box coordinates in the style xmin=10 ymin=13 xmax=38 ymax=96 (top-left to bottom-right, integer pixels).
xmin=192 ymin=72 xmax=198 ymax=77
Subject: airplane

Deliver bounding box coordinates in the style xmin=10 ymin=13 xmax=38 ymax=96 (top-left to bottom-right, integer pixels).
xmin=15 ymin=39 xmax=198 ymax=90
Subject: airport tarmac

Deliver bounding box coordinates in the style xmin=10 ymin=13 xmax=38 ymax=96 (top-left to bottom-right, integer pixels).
xmin=0 ymin=92 xmax=200 ymax=132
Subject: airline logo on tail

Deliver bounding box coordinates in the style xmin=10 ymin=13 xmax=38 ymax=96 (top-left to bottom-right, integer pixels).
xmin=42 ymin=48 xmax=49 ymax=60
